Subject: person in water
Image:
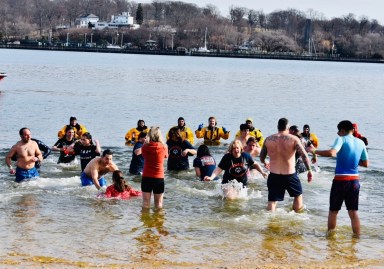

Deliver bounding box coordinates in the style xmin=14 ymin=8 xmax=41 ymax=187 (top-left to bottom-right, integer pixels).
xmin=166 ymin=117 xmax=195 ymax=145
xmin=52 ymin=126 xmax=77 ymax=164
xmin=129 ymin=132 xmax=147 ymax=175
xmin=243 ymin=137 xmax=261 ymax=157
xmin=260 ymin=118 xmax=312 ymax=213
xmin=195 ymin=116 xmax=230 ymax=146
xmin=69 ymin=132 xmax=101 ymax=171
xmin=237 ymin=123 xmax=251 ymax=147
xmin=125 ymin=119 xmax=149 ymax=145
xmin=204 ymin=140 xmax=267 ymax=186
xmin=103 ymin=170 xmax=142 ymax=199
xmin=235 ymin=118 xmax=264 ymax=147
xmin=307 ymin=120 xmax=368 ymax=236
xmin=141 ymin=126 xmax=168 ymax=209
xmin=301 ymin=124 xmax=319 ymax=148
xmin=81 ymin=149 xmax=119 ymax=190
xmin=352 ymin=123 xmax=368 ymax=146
xmin=57 ymin=116 xmax=88 ymax=139
xmin=289 ymin=125 xmax=316 ymax=174
xmin=11 ymin=138 xmax=51 ymax=170
xmin=166 ymin=127 xmax=196 ymax=171
xmin=193 ymin=144 xmax=217 ymax=181
xmin=5 ymin=128 xmax=43 ymax=182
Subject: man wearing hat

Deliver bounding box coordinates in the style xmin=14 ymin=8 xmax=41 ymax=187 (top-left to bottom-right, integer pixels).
xmin=57 ymin=116 xmax=88 ymax=139
xmin=235 ymin=118 xmax=264 ymax=147
xmin=167 ymin=117 xmax=194 ymax=145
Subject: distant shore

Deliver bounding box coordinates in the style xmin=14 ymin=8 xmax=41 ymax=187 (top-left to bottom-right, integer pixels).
xmin=1 ymin=44 xmax=383 ymax=64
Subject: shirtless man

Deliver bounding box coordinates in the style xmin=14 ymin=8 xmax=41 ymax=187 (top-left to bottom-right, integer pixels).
xmin=80 ymin=149 xmax=118 ymax=190
xmin=259 ymin=118 xmax=312 ymax=212
xmin=5 ymin=128 xmax=43 ymax=182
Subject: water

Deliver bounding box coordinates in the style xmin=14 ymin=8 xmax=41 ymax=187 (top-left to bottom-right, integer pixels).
xmin=0 ymin=49 xmax=383 ymax=268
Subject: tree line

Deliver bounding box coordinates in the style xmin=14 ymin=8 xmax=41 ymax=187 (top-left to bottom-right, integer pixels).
xmin=1 ymin=0 xmax=384 ymax=58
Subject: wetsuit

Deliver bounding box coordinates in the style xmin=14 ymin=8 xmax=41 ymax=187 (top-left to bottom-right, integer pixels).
xmin=73 ymin=142 xmax=100 ymax=171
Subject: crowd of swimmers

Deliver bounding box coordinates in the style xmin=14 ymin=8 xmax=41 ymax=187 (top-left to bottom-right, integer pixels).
xmin=5 ymin=116 xmax=369 ymax=236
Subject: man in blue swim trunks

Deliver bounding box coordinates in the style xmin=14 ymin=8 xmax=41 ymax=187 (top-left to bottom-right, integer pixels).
xmin=307 ymin=120 xmax=368 ymax=236
xmin=260 ymin=118 xmax=313 ymax=212
xmin=5 ymin=128 xmax=43 ymax=182
xmin=81 ymin=149 xmax=119 ymax=190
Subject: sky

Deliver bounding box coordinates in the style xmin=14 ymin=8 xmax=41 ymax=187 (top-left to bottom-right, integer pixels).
xmin=141 ymin=0 xmax=384 ymax=24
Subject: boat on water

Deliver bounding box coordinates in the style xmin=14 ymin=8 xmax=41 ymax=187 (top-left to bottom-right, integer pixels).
xmin=106 ymin=44 xmax=121 ymax=49
xmin=198 ymin=27 xmax=210 ymax=53
xmin=0 ymin=72 xmax=6 ymax=81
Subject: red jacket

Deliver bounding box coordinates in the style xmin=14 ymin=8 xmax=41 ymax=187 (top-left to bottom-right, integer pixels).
xmin=142 ymin=142 xmax=168 ymax=178
xmin=104 ymin=185 xmax=142 ymax=199
xmin=352 ymin=123 xmax=368 ymax=146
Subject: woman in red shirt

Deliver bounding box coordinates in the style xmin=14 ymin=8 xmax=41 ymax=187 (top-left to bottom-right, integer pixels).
xmin=141 ymin=126 xmax=168 ymax=209
xmin=103 ymin=170 xmax=142 ymax=199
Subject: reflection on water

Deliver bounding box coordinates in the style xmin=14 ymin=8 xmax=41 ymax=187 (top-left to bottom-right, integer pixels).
xmin=135 ymin=209 xmax=169 ymax=261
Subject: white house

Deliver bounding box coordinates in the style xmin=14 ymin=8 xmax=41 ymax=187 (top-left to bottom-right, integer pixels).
xmin=75 ymin=14 xmax=99 ymax=28
xmin=93 ymin=12 xmax=140 ymax=30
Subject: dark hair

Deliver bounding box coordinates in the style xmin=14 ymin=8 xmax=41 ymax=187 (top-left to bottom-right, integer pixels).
xmin=240 ymin=123 xmax=250 ymax=131
xmin=246 ymin=136 xmax=257 ymax=145
xmin=197 ymin=144 xmax=211 ymax=157
xmin=65 ymin=125 xmax=74 ymax=132
xmin=102 ymin=149 xmax=113 ymax=156
xmin=337 ymin=120 xmax=354 ymax=132
xmin=138 ymin=132 xmax=147 ymax=139
xmin=208 ymin=116 xmax=217 ymax=125
xmin=70 ymin=116 xmax=77 ymax=122
xmin=19 ymin=127 xmax=29 ymax=136
xmin=112 ymin=170 xmax=131 ymax=193
xmin=81 ymin=132 xmax=93 ymax=144
xmin=303 ymin=124 xmax=310 ymax=130
xmin=277 ymin=118 xmax=289 ymax=131
xmin=168 ymin=127 xmax=183 ymax=142
xmin=137 ymin=119 xmax=145 ymax=126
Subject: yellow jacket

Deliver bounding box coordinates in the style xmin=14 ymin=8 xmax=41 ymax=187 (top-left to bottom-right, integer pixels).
xmin=125 ymin=127 xmax=149 ymax=143
xmin=166 ymin=126 xmax=194 ymax=145
xmin=195 ymin=127 xmax=230 ymax=146
xmin=235 ymin=128 xmax=264 ymax=147
xmin=301 ymin=133 xmax=319 ymax=148
xmin=58 ymin=124 xmax=87 ymax=139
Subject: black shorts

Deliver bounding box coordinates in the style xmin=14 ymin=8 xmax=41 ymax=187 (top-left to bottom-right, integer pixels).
xmin=267 ymin=172 xmax=302 ymax=201
xmin=141 ymin=177 xmax=165 ymax=194
xmin=329 ymin=180 xmax=360 ymax=211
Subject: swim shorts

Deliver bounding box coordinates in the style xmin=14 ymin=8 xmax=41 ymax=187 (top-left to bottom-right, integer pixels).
xmin=329 ymin=179 xmax=360 ymax=211
xmin=141 ymin=177 xmax=164 ymax=194
xmin=80 ymin=172 xmax=106 ymax=187
xmin=15 ymin=167 xmax=39 ymax=182
xmin=267 ymin=172 xmax=302 ymax=201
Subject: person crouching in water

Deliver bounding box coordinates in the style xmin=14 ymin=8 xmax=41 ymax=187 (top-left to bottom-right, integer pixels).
xmin=102 ymin=170 xmax=142 ymax=199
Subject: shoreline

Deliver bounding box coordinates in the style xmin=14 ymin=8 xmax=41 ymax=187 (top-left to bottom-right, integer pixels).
xmin=1 ymin=45 xmax=383 ymax=64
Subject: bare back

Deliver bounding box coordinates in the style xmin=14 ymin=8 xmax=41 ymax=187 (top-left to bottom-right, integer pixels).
xmin=263 ymin=133 xmax=300 ymax=174
xmin=83 ymin=157 xmax=118 ymax=179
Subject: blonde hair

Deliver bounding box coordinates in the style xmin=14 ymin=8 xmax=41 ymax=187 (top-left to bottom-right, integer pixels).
xmin=148 ymin=126 xmax=164 ymax=143
xmin=228 ymin=139 xmax=243 ymax=153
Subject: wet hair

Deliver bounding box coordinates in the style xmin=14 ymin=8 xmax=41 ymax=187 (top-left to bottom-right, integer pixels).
xmin=246 ymin=136 xmax=257 ymax=145
xmin=65 ymin=125 xmax=75 ymax=133
xmin=289 ymin=125 xmax=300 ymax=135
xmin=168 ymin=127 xmax=183 ymax=142
xmin=102 ymin=149 xmax=113 ymax=157
xmin=138 ymin=132 xmax=147 ymax=139
xmin=197 ymin=144 xmax=211 ymax=157
xmin=337 ymin=120 xmax=354 ymax=132
xmin=112 ymin=170 xmax=131 ymax=193
xmin=19 ymin=127 xmax=30 ymax=136
xmin=240 ymin=123 xmax=250 ymax=131
xmin=81 ymin=132 xmax=93 ymax=144
xmin=228 ymin=140 xmax=243 ymax=153
xmin=277 ymin=118 xmax=289 ymax=131
xmin=148 ymin=126 xmax=164 ymax=143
